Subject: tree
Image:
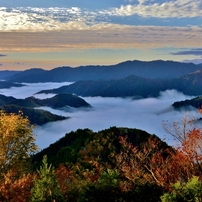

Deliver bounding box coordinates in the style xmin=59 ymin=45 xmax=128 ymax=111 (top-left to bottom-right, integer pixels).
xmin=161 ymin=176 xmax=202 ymax=202
xmin=163 ymin=113 xmax=202 ymax=177
xmin=0 ymin=173 xmax=35 ymax=202
xmin=31 ymin=155 xmax=64 ymax=202
xmin=0 ymin=111 xmax=38 ymax=183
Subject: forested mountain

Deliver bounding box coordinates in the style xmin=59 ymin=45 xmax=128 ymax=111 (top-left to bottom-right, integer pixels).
xmin=37 ymin=70 xmax=202 ymax=98
xmin=0 ymin=93 xmax=90 ymax=125
xmin=5 ymin=60 xmax=202 ymax=83
xmin=1 ymin=104 xmax=67 ymax=125
xmin=0 ymin=93 xmax=90 ymax=109
xmin=32 ymin=126 xmax=168 ymax=169
xmin=172 ymin=95 xmax=202 ymax=110
xmin=0 ymin=80 xmax=25 ymax=88
xmin=0 ymin=70 xmax=21 ymax=80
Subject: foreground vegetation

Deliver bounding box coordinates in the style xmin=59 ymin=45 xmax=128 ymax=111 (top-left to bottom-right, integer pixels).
xmin=0 ymin=110 xmax=202 ymax=201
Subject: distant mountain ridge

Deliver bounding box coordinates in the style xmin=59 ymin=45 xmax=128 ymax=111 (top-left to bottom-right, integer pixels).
xmin=5 ymin=60 xmax=202 ymax=83
xmin=0 ymin=70 xmax=21 ymax=80
xmin=37 ymin=70 xmax=202 ymax=98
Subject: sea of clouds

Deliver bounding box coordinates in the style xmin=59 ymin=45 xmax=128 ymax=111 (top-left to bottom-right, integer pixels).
xmin=0 ymin=82 xmax=200 ymax=150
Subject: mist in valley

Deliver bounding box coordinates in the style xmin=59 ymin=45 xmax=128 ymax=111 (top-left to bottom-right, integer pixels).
xmin=0 ymin=82 xmax=200 ymax=150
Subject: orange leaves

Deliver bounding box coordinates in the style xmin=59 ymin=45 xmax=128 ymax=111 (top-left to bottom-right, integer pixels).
xmin=0 ymin=173 xmax=35 ymax=202
xmin=198 ymin=107 xmax=202 ymax=114
xmin=114 ymin=134 xmax=198 ymax=190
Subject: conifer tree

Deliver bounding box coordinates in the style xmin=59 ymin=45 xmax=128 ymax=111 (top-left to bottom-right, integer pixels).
xmin=31 ymin=155 xmax=64 ymax=202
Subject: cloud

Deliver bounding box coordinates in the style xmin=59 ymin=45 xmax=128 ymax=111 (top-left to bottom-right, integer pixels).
xmin=33 ymin=89 xmax=198 ymax=149
xmin=0 ymin=82 xmax=198 ymax=149
xmin=0 ymin=54 xmax=6 ymax=57
xmin=1 ymin=26 xmax=202 ymax=52
xmin=0 ymin=82 xmax=72 ymax=98
xmin=0 ymin=7 xmax=100 ymax=32
xmin=183 ymin=59 xmax=202 ymax=64
xmin=171 ymin=48 xmax=202 ymax=56
xmin=1 ymin=1 xmax=201 ymax=32
xmin=109 ymin=0 xmax=202 ymax=18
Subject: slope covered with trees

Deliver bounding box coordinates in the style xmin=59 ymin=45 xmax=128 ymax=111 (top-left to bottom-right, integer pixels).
xmin=37 ymin=71 xmax=202 ymax=98
xmin=1 ymin=111 xmax=202 ymax=201
xmin=0 ymin=93 xmax=91 ymax=125
xmin=172 ymin=95 xmax=202 ymax=110
xmin=0 ymin=80 xmax=25 ymax=89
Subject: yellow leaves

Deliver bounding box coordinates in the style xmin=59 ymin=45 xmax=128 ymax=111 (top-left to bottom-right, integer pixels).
xmin=0 ymin=110 xmax=38 ymax=184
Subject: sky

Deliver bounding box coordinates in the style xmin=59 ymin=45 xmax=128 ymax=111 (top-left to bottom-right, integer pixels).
xmin=0 ymin=0 xmax=202 ymax=70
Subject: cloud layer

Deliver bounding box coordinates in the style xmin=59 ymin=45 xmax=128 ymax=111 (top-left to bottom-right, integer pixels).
xmin=1 ymin=0 xmax=202 ymax=32
xmin=0 ymin=82 xmax=200 ymax=149
xmin=0 ymin=26 xmax=202 ymax=53
xmin=33 ymin=90 xmax=200 ymax=149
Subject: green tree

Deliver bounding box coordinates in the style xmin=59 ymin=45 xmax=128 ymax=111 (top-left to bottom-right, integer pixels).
xmin=31 ymin=155 xmax=64 ymax=202
xmin=161 ymin=176 xmax=202 ymax=202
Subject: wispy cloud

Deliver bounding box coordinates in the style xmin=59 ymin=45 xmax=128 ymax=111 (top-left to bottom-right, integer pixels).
xmin=172 ymin=48 xmax=202 ymax=56
xmin=0 ymin=26 xmax=202 ymax=52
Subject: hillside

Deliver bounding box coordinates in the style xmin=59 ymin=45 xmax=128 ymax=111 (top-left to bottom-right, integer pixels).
xmin=37 ymin=71 xmax=202 ymax=98
xmin=32 ymin=127 xmax=168 ymax=168
xmin=0 ymin=93 xmax=91 ymax=125
xmin=0 ymin=93 xmax=91 ymax=109
xmin=31 ymin=126 xmax=170 ymax=201
xmin=0 ymin=80 xmax=25 ymax=88
xmin=1 ymin=104 xmax=67 ymax=125
xmin=6 ymin=60 xmax=202 ymax=83
xmin=0 ymin=70 xmax=21 ymax=80
xmin=172 ymin=95 xmax=202 ymax=110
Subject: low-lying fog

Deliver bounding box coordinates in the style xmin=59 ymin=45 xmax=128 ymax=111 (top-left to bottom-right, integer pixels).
xmin=0 ymin=82 xmax=200 ymax=150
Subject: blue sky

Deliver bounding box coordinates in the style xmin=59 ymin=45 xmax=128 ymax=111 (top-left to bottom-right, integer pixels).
xmin=0 ymin=0 xmax=202 ymax=70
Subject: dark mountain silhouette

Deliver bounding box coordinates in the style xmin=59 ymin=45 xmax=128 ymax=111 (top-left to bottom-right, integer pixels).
xmin=0 ymin=93 xmax=90 ymax=109
xmin=6 ymin=60 xmax=202 ymax=83
xmin=0 ymin=93 xmax=91 ymax=125
xmin=37 ymin=70 xmax=202 ymax=98
xmin=5 ymin=68 xmax=46 ymax=82
xmin=0 ymin=70 xmax=21 ymax=80
xmin=172 ymin=95 xmax=202 ymax=110
xmin=1 ymin=104 xmax=67 ymax=125
xmin=0 ymin=80 xmax=25 ymax=88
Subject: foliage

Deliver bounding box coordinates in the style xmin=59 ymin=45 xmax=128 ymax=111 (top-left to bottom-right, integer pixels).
xmin=0 ymin=173 xmax=35 ymax=202
xmin=163 ymin=114 xmax=202 ymax=177
xmin=32 ymin=127 xmax=153 ymax=169
xmin=161 ymin=176 xmax=202 ymax=202
xmin=31 ymin=155 xmax=64 ymax=202
xmin=32 ymin=128 xmax=95 ymax=169
xmin=0 ymin=111 xmax=38 ymax=183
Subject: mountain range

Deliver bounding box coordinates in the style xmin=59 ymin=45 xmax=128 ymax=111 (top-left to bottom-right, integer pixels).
xmin=4 ymin=60 xmax=202 ymax=83
xmin=37 ymin=70 xmax=202 ymax=98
